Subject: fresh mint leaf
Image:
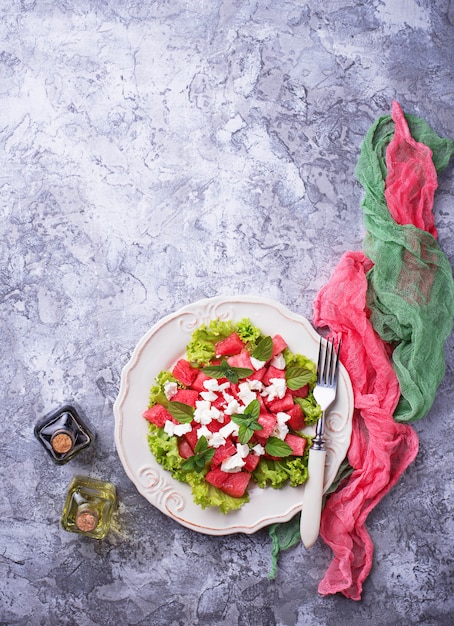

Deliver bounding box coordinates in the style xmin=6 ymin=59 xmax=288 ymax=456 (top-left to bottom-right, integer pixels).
xmin=167 ymin=401 xmax=194 ymax=424
xmin=202 ymin=358 xmax=253 ymax=384
xmin=265 ymin=437 xmax=293 ymax=457
xmin=252 ymin=336 xmax=273 ymax=361
xmin=285 ymin=366 xmax=313 ymax=390
xmin=181 ymin=436 xmax=215 ymax=471
xmin=231 ymin=400 xmax=262 ymax=444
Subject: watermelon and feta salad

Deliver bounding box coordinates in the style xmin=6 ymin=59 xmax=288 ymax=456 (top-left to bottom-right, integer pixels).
xmin=143 ymin=318 xmax=322 ymax=514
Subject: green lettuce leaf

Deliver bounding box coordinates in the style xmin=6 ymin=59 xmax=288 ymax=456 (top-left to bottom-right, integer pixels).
xmin=252 ymin=452 xmax=309 ymax=489
xmin=148 ymin=370 xmax=178 ymax=407
xmin=185 ymin=471 xmax=249 ymax=513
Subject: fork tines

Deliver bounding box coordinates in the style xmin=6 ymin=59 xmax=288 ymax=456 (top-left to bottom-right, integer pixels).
xmin=318 ymin=337 xmax=341 ymax=386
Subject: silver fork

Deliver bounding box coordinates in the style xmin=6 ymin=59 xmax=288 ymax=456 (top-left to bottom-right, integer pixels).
xmin=300 ymin=337 xmax=341 ymax=548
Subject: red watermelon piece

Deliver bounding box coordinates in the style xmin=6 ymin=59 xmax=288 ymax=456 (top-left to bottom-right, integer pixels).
xmin=172 ymin=389 xmax=199 ymax=408
xmin=267 ymin=392 xmax=294 ymax=413
xmin=143 ymin=404 xmax=173 ymax=428
xmin=287 ymin=404 xmax=306 ymax=431
xmin=190 ymin=370 xmax=211 ymax=391
xmin=243 ymin=453 xmax=260 ymax=472
xmin=262 ymin=365 xmax=286 ymax=385
xmin=289 ymin=384 xmax=310 ymax=398
xmin=210 ymin=440 xmax=237 ymax=468
xmin=227 ymin=350 xmax=254 ymax=371
xmin=172 ymin=359 xmax=199 ymax=386
xmin=215 ymin=332 xmax=245 ymax=356
xmin=284 ymin=433 xmax=306 ymax=456
xmin=254 ymin=412 xmax=277 ymax=444
xmin=184 ymin=427 xmax=199 ymax=451
xmin=178 ymin=439 xmax=194 ymax=459
xmin=271 ymin=334 xmax=288 ymax=357
xmin=205 ymin=468 xmax=252 ymax=498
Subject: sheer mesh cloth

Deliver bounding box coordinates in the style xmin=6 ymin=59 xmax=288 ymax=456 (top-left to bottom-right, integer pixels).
xmin=268 ymin=102 xmax=454 ymax=600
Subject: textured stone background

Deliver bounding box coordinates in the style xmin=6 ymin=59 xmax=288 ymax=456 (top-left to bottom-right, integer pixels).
xmin=1 ymin=1 xmax=453 ymax=625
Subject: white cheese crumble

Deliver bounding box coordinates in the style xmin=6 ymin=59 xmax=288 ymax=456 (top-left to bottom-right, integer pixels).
xmin=270 ymin=353 xmax=286 ymax=370
xmin=252 ymin=443 xmax=265 ymax=456
xmin=221 ymin=453 xmax=246 ymax=473
xmin=219 ymin=420 xmax=240 ymax=439
xmin=250 ymin=356 xmax=266 ymax=370
xmin=163 ymin=421 xmax=192 ymax=437
xmin=262 ymin=377 xmax=287 ymax=401
xmin=164 ymin=381 xmax=178 ymax=400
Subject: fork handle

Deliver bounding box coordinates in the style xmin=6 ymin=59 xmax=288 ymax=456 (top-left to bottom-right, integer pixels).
xmin=300 ymin=448 xmax=327 ymax=548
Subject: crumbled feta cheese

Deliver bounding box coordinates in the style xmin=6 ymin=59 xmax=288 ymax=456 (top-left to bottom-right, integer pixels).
xmin=248 ymin=379 xmax=264 ymax=392
xmin=250 ymin=356 xmax=266 ymax=370
xmin=262 ymin=377 xmax=287 ymax=401
xmin=224 ymin=398 xmax=242 ymax=416
xmin=276 ymin=411 xmax=291 ymax=425
xmin=173 ymin=423 xmax=192 ymax=437
xmin=203 ymin=378 xmax=220 ymax=392
xmin=197 ymin=425 xmax=212 ymax=440
xmin=221 ymin=453 xmax=246 ymax=473
xmin=271 ymin=422 xmax=289 ymax=440
xmin=194 ymin=400 xmax=217 ymax=425
xmin=238 ymin=382 xmax=257 ymax=406
xmin=164 ymin=381 xmax=178 ymax=400
xmin=218 ymin=382 xmax=231 ymax=392
xmin=236 ymin=443 xmax=250 ymax=458
xmin=252 ymin=443 xmax=265 ymax=456
xmin=208 ymin=432 xmax=227 ymax=448
xmin=219 ymin=420 xmax=240 ymax=438
xmin=270 ymin=353 xmax=286 ymax=370
xmin=163 ymin=420 xmax=176 ymax=436
xmin=164 ymin=420 xmax=192 ymax=438
xmin=200 ymin=390 xmax=218 ymax=402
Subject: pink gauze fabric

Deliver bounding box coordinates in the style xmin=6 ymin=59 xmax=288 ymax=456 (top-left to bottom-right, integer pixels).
xmin=313 ymin=252 xmax=419 ymax=601
xmin=312 ymin=101 xmax=440 ymax=600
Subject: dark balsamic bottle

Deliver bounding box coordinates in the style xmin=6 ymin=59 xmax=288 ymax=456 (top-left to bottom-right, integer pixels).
xmin=34 ymin=403 xmax=95 ymax=464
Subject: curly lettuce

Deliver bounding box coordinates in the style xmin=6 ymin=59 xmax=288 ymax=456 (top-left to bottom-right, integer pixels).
xmin=252 ymin=438 xmax=311 ymax=489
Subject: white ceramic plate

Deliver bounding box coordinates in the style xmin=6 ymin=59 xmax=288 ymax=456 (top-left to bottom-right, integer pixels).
xmin=114 ymin=295 xmax=354 ymax=535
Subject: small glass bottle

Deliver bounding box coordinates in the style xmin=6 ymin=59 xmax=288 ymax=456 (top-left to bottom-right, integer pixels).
xmin=34 ymin=403 xmax=94 ymax=464
xmin=61 ymin=475 xmax=116 ymax=539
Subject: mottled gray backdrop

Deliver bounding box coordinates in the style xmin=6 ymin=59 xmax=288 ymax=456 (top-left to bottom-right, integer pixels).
xmin=1 ymin=1 xmax=453 ymax=625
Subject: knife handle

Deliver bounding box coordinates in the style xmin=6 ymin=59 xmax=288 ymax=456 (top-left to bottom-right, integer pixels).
xmin=300 ymin=448 xmax=327 ymax=548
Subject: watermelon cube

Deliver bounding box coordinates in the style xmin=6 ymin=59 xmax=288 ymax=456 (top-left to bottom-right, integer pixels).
xmin=210 ymin=441 xmax=237 ymax=468
xmin=178 ymin=439 xmax=194 ymax=459
xmin=172 ymin=389 xmax=199 ymax=408
xmin=205 ymin=468 xmax=252 ymax=498
xmin=243 ymin=453 xmax=260 ymax=472
xmin=248 ymin=366 xmax=266 ymax=381
xmin=262 ymin=365 xmax=286 ymax=385
xmin=287 ymin=404 xmax=306 ymax=431
xmin=143 ymin=404 xmax=173 ymax=428
xmin=215 ymin=332 xmax=245 ymax=356
xmin=289 ymin=384 xmax=309 ymax=398
xmin=267 ymin=392 xmax=295 ymax=413
xmin=190 ymin=370 xmax=212 ymax=392
xmin=271 ymin=334 xmax=288 ymax=357
xmin=227 ymin=351 xmax=254 ymax=371
xmin=172 ymin=359 xmax=199 ymax=386
xmin=284 ymin=433 xmax=306 ymax=456
xmin=254 ymin=412 xmax=277 ymax=443
xmin=184 ymin=427 xmax=199 ymax=451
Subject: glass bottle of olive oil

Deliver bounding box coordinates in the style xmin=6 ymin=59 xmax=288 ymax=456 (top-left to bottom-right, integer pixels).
xmin=61 ymin=475 xmax=116 ymax=539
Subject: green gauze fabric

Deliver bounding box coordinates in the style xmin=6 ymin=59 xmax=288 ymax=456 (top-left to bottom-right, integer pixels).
xmin=356 ymin=102 xmax=454 ymax=422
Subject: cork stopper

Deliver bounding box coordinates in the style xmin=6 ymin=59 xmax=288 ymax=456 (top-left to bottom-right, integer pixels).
xmin=51 ymin=430 xmax=74 ymax=454
xmin=75 ymin=505 xmax=99 ymax=532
